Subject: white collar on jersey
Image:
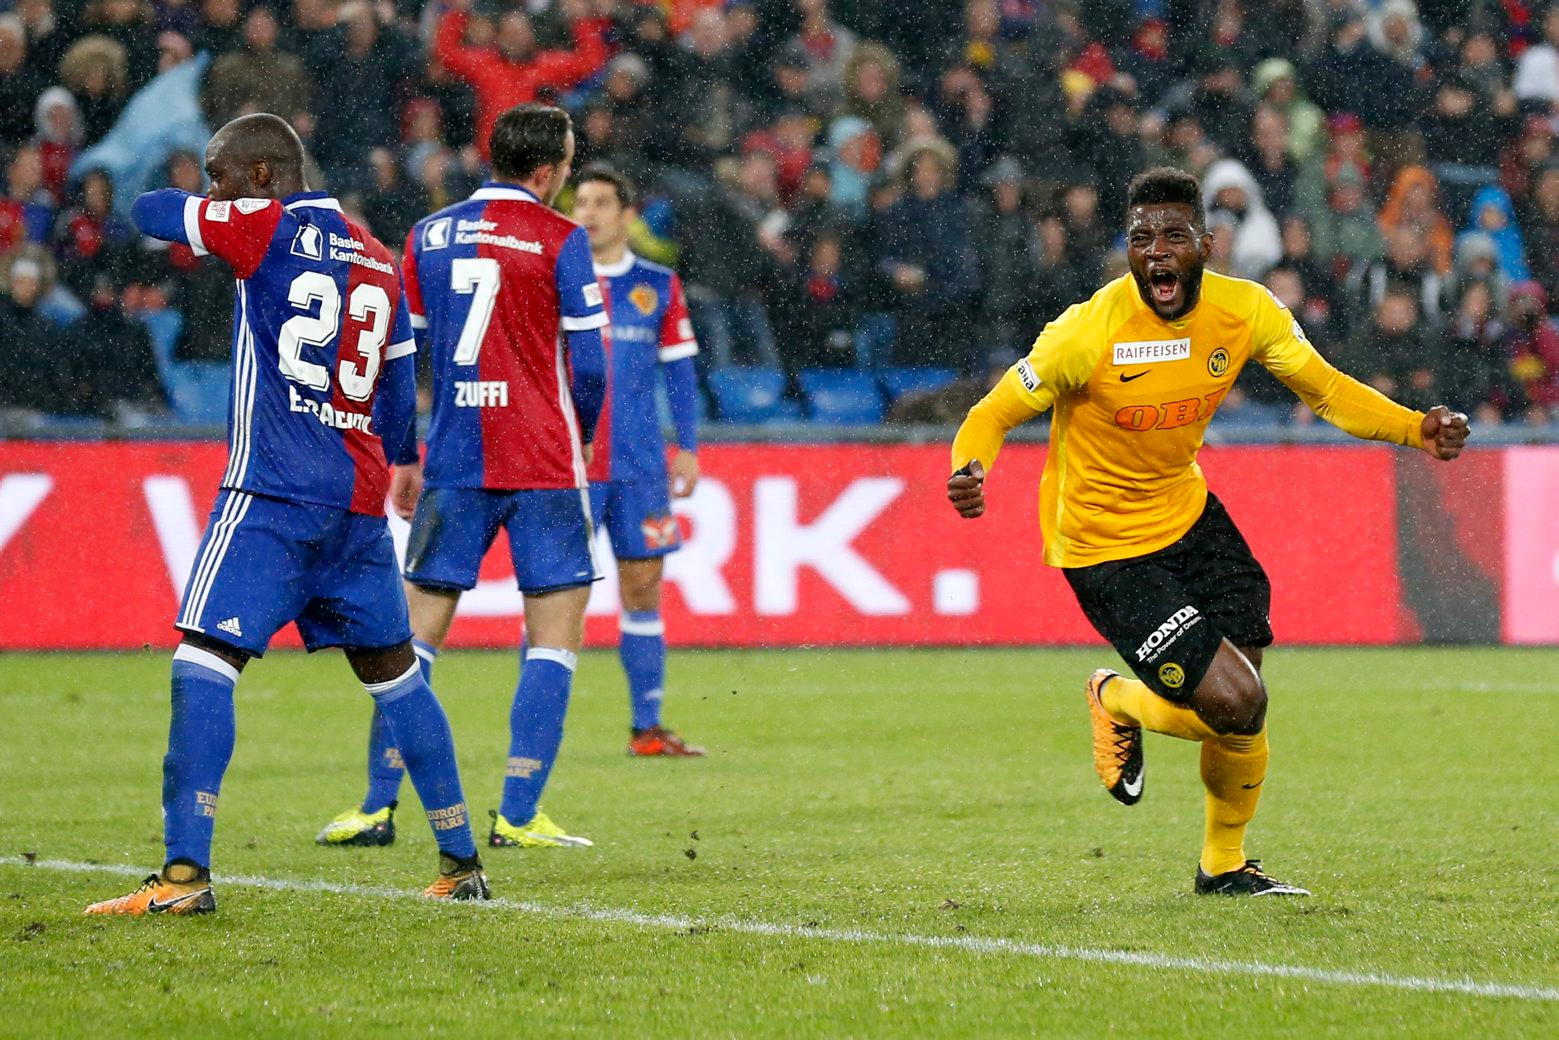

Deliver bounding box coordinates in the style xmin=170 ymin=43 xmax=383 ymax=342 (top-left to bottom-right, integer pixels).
xmin=593 ymin=250 xmax=636 ymax=278
xmin=469 ymin=183 xmax=540 ymax=204
xmin=283 ymin=193 xmax=343 ymax=213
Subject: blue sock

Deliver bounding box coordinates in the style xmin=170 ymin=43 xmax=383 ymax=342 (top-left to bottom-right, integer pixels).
xmin=499 ymin=648 xmax=575 ymax=825
xmin=620 ymin=611 xmax=666 ymax=731
xmin=360 ymin=639 xmax=435 ymax=813
xmin=364 ymin=661 xmax=476 ymax=860
xmin=163 ymin=645 xmax=239 ymax=869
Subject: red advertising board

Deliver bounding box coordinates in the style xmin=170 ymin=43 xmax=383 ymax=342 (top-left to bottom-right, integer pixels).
xmin=0 ymin=440 xmax=1427 ymax=651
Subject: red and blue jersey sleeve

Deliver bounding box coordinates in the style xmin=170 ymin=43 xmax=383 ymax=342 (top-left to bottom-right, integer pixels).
xmin=556 ymin=227 xmax=609 ymax=332
xmin=658 ymin=272 xmax=698 ymax=362
xmin=131 ymin=190 xmax=285 ymax=279
xmin=402 ymin=225 xmax=427 ymax=332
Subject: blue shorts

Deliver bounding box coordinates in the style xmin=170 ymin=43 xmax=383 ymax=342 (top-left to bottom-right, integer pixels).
xmin=176 ymin=490 xmax=411 ymax=657
xmin=404 ymin=485 xmax=600 ymax=595
xmin=589 ymin=478 xmax=682 ymax=561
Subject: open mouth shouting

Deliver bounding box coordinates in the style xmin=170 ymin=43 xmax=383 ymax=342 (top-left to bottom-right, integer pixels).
xmin=1147 ymin=264 xmax=1181 ymax=309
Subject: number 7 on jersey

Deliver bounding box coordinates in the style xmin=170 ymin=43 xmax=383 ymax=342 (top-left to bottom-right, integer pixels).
xmin=451 ymin=257 xmax=500 ymax=365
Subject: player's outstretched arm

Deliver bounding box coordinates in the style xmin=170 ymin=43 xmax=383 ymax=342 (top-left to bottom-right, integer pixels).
xmin=130 ymin=189 xmax=196 ymax=244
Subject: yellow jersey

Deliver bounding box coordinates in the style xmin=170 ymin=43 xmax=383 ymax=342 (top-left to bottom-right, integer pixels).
xmin=951 ymin=271 xmax=1426 ymax=568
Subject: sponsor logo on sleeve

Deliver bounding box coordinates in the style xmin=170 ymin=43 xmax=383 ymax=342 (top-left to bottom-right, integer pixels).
xmin=205 ymin=200 xmax=232 ymax=222
xmin=1113 ymin=338 xmax=1192 ymax=366
xmin=583 ymin=282 xmax=604 ymax=308
xmin=677 ymin=318 xmax=694 ymax=342
xmin=1016 ymin=358 xmax=1040 ymax=393
xmin=422 ymin=217 xmax=451 ymax=250
xmin=1293 ymin=319 xmax=1309 ymax=343
xmin=234 ymin=198 xmax=269 ymax=214
xmin=289 ymin=224 xmax=324 ymax=261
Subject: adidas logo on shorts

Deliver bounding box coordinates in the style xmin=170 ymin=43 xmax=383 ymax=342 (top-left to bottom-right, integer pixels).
xmin=216 ymin=617 xmax=244 ymax=637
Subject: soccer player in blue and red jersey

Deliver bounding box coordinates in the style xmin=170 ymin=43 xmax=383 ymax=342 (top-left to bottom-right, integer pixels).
xmin=571 ymin=164 xmax=706 ymax=757
xmin=316 ymin=104 xmax=609 ymax=850
xmin=85 ymin=114 xmax=488 ymax=915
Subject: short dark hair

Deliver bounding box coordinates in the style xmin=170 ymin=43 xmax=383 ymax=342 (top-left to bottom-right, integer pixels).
xmin=1126 ymin=167 xmax=1204 ymax=229
xmin=575 ymin=163 xmax=636 ymax=208
xmin=490 ymin=103 xmax=572 ymax=181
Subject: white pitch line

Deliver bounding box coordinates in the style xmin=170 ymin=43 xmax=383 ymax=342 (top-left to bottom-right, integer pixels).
xmin=16 ymin=858 xmax=1558 ymax=1004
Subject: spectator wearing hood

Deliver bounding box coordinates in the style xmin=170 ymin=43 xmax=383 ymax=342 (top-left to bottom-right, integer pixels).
xmin=1378 ymin=165 xmax=1453 ymax=275
xmin=841 ymin=42 xmax=907 ymax=147
xmin=1506 ymin=281 xmax=1559 ymax=416
xmin=32 ymin=86 xmax=82 ymax=204
xmin=1202 ymin=159 xmax=1282 ymax=280
xmin=60 ymin=34 xmax=131 ymax=146
xmin=1460 ymin=185 xmax=1531 ymax=283
xmin=826 ymin=115 xmax=880 ymax=221
xmin=1252 ymin=58 xmax=1323 ymax=163
xmin=1451 ymin=232 xmax=1512 ymax=322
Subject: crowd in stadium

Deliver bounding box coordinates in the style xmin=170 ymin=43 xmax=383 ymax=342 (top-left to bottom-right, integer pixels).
xmin=0 ymin=0 xmax=1557 ymax=428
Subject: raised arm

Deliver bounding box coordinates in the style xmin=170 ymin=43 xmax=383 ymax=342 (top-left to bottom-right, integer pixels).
xmin=131 ymin=189 xmax=283 ymax=278
xmin=1252 ymin=290 xmax=1468 ymax=459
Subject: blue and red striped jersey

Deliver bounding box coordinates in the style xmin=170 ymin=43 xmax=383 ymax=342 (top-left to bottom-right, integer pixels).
xmin=135 ymin=190 xmax=416 ymax=515
xmin=587 ymin=251 xmax=698 ymax=483
xmin=404 ymin=182 xmax=609 ymax=491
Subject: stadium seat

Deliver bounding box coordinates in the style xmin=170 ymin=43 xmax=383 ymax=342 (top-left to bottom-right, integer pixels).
xmin=708 ymin=366 xmax=788 ymax=423
xmin=880 ymin=367 xmax=958 ymax=402
xmin=167 ymin=362 xmax=230 ymax=425
xmin=799 ymin=369 xmax=884 ymax=425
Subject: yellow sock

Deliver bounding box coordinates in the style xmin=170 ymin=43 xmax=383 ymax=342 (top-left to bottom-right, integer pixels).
xmin=1199 ymin=728 xmax=1269 ymax=876
xmin=1102 ymin=676 xmax=1217 ymax=742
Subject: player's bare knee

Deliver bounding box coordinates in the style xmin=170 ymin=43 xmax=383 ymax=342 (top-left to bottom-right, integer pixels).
xmin=1193 ymin=670 xmax=1267 ymax=735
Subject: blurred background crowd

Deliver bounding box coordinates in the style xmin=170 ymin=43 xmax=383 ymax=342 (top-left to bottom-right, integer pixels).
xmin=2 ymin=0 xmax=1559 ymax=429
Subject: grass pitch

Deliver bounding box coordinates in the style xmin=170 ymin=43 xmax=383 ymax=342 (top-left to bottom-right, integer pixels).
xmin=0 ymin=647 xmax=1555 ymax=1038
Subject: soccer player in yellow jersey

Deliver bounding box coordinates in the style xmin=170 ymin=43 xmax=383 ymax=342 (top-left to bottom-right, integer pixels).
xmin=947 ymin=168 xmax=1469 ymax=896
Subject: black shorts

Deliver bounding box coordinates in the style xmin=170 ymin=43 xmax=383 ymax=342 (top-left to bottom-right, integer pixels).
xmin=1063 ymin=493 xmax=1272 ymax=703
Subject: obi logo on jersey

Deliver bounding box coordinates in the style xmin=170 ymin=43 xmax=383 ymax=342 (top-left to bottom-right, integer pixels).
xmin=1114 ymin=390 xmax=1229 ymax=432
xmin=423 ymin=218 xmax=452 ymax=250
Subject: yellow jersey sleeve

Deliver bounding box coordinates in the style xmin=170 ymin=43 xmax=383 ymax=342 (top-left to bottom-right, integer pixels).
xmin=1249 ymin=288 xmax=1425 ymax=449
xmin=950 ymin=301 xmax=1104 ymax=474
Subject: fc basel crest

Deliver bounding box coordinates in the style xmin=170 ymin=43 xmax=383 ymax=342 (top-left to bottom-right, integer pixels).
xmin=1207 ymin=347 xmax=1230 ymax=377
xmin=628 ymin=284 xmax=659 ymax=317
